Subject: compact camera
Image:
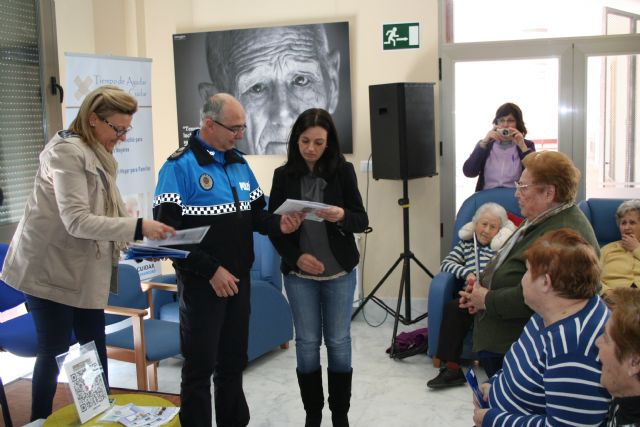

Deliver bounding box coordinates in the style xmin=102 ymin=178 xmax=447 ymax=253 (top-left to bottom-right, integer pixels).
xmin=497 ymin=128 xmax=510 ymax=137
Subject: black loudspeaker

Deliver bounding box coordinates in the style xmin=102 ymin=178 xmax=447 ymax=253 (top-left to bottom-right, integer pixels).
xmin=369 ymin=82 xmax=436 ymax=180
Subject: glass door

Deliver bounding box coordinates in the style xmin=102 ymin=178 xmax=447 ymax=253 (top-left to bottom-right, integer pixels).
xmin=454 ymin=58 xmax=559 ymax=210
xmin=585 ymin=52 xmax=640 ymax=198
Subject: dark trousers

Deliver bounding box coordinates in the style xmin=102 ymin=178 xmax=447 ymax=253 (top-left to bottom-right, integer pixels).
xmin=177 ymin=270 xmax=251 ymax=427
xmin=436 ymin=299 xmax=505 ymax=377
xmin=477 ymin=352 xmax=504 ymax=378
xmin=25 ymin=294 xmax=107 ymax=421
xmin=436 ymin=299 xmax=474 ymax=364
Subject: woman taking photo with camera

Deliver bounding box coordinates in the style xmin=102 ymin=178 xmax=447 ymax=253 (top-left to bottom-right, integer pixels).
xmin=463 ymin=102 xmax=536 ymax=192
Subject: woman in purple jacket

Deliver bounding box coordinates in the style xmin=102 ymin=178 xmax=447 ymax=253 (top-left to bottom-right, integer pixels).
xmin=463 ymin=103 xmax=535 ymax=192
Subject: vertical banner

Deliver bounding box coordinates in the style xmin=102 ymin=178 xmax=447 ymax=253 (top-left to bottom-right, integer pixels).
xmin=64 ymin=53 xmax=159 ymax=279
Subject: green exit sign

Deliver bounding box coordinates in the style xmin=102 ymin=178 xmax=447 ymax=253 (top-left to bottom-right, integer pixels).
xmin=382 ymin=23 xmax=420 ymax=50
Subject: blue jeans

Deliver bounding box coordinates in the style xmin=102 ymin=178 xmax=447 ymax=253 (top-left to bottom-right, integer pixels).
xmin=25 ymin=294 xmax=107 ymax=420
xmin=284 ymin=270 xmax=356 ymax=374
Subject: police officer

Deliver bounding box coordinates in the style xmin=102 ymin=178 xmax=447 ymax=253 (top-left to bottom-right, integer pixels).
xmin=153 ymin=93 xmax=302 ymax=426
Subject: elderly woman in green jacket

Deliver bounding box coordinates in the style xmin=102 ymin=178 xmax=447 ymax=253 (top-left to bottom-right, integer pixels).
xmin=461 ymin=151 xmax=598 ymax=376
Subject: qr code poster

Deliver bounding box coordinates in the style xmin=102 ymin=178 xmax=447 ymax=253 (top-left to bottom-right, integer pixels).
xmin=62 ymin=349 xmax=110 ymax=423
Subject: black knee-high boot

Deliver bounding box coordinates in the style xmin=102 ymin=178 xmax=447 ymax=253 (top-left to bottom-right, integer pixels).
xmin=327 ymin=369 xmax=352 ymax=427
xmin=296 ymin=369 xmax=324 ymax=427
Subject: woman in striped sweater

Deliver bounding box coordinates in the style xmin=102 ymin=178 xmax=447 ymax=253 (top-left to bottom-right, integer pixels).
xmin=427 ymin=202 xmax=514 ymax=389
xmin=473 ymin=228 xmax=611 ymax=427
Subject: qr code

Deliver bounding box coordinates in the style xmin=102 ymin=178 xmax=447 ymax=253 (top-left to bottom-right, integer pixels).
xmin=69 ymin=360 xmax=108 ymax=412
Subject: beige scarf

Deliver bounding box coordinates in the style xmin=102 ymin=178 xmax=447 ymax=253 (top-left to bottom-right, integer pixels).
xmin=89 ymin=141 xmax=130 ymax=266
xmin=480 ymin=201 xmax=575 ymax=289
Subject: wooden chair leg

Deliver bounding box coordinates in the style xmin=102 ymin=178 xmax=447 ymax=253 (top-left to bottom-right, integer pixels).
xmin=132 ymin=317 xmax=148 ymax=390
xmin=432 ymin=356 xmax=441 ymax=368
xmin=0 ymin=376 xmax=13 ymax=427
xmin=280 ymin=342 xmax=289 ymax=350
xmin=147 ymin=362 xmax=158 ymax=391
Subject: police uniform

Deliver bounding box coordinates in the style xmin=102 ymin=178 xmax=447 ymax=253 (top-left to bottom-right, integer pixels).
xmin=153 ymin=130 xmax=281 ymax=427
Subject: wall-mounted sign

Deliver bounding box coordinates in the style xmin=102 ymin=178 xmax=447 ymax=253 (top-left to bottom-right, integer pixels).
xmin=383 ymin=23 xmax=420 ymax=50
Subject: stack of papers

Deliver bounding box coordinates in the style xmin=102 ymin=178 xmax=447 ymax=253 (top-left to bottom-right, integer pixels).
xmin=273 ymin=199 xmax=332 ymax=222
xmin=125 ymin=244 xmax=190 ymax=260
xmin=124 ymin=225 xmax=210 ymax=260
xmin=99 ymin=403 xmax=180 ymax=426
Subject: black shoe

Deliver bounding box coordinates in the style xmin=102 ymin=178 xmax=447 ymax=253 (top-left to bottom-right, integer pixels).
xmin=426 ymin=367 xmax=465 ymax=389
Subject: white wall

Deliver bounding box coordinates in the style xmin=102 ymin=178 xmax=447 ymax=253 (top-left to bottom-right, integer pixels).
xmin=53 ymin=0 xmax=441 ymax=299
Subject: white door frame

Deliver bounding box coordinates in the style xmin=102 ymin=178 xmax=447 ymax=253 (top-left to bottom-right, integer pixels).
xmin=438 ymin=33 xmax=640 ymax=258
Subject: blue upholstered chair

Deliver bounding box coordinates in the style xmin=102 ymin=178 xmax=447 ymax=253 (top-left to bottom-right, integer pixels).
xmin=0 ymin=243 xmax=40 ymax=358
xmin=0 ymin=242 xmax=20 ymax=427
xmin=246 ymin=232 xmax=293 ymax=361
xmin=149 ymin=231 xmax=293 ymax=362
xmin=578 ymin=198 xmax=626 ymax=247
xmin=105 ymin=263 xmax=181 ymax=391
xmin=427 ymin=188 xmax=521 ymax=365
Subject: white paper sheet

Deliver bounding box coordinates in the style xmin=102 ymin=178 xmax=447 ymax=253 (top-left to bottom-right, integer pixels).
xmin=273 ymin=199 xmax=332 ymax=222
xmin=143 ymin=225 xmax=210 ymax=247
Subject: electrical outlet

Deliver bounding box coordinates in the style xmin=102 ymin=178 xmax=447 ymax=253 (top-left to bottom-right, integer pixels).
xmin=360 ymin=159 xmax=372 ymax=172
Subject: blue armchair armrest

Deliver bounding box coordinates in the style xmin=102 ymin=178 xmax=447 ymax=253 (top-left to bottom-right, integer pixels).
xmin=427 ymin=271 xmax=458 ymax=358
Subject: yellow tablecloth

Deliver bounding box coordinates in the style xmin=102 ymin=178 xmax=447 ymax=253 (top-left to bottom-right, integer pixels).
xmin=44 ymin=393 xmax=180 ymax=426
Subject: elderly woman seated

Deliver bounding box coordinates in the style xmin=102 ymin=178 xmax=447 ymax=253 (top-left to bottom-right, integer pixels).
xmin=600 ymin=199 xmax=640 ymax=295
xmin=473 ymin=228 xmax=611 ymax=427
xmin=454 ymin=151 xmax=598 ymax=381
xmin=427 ymin=202 xmax=514 ymax=388
xmin=596 ymin=287 xmax=640 ymax=426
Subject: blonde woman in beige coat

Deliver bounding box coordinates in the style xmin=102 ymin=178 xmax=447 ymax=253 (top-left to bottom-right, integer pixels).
xmin=0 ymin=85 xmax=174 ymax=421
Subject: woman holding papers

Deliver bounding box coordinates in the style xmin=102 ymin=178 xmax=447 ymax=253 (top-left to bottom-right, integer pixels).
xmin=0 ymin=85 xmax=174 ymax=421
xmin=269 ymin=108 xmax=369 ymax=427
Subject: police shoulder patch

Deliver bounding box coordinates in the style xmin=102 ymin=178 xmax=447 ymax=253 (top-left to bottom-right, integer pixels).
xmin=168 ymin=145 xmax=189 ymax=160
xmin=199 ymin=173 xmax=214 ymax=190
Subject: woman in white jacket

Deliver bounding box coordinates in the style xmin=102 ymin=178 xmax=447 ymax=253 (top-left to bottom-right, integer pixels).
xmin=0 ymin=85 xmax=174 ymax=421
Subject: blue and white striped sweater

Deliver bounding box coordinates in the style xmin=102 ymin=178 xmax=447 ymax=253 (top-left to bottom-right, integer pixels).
xmin=440 ymin=239 xmax=496 ymax=281
xmin=485 ymin=295 xmax=611 ymax=427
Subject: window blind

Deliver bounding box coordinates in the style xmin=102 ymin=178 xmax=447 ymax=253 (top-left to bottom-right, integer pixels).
xmin=0 ymin=0 xmax=46 ymax=225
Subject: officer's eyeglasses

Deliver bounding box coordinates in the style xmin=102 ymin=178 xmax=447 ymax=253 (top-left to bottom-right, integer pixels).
xmin=211 ymin=119 xmax=247 ymax=136
xmin=100 ymin=117 xmax=132 ymax=137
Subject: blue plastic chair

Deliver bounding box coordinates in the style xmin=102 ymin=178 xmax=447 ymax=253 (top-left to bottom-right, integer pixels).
xmin=105 ymin=264 xmax=181 ymax=391
xmin=427 ymin=188 xmax=522 ymax=364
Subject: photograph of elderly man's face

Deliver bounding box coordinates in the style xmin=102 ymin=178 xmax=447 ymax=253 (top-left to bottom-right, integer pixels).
xmin=173 ymin=22 xmax=353 ymax=155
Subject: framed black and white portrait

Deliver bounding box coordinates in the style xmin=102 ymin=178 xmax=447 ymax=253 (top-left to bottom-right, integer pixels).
xmin=173 ymin=21 xmax=353 ymax=155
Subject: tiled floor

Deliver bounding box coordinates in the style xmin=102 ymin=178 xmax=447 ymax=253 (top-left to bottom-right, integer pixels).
xmin=1 ymin=309 xmax=476 ymax=426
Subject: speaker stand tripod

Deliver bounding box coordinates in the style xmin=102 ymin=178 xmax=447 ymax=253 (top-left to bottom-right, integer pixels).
xmin=352 ymin=178 xmax=434 ymax=359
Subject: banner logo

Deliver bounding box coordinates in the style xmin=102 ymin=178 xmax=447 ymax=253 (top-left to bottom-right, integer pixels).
xmin=73 ymin=75 xmax=93 ymax=100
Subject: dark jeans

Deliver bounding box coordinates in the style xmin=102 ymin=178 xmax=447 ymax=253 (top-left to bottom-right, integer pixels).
xmin=436 ymin=299 xmax=504 ymax=377
xmin=284 ymin=270 xmax=357 ymax=374
xmin=25 ymin=294 xmax=107 ymax=421
xmin=176 ymin=270 xmax=250 ymax=427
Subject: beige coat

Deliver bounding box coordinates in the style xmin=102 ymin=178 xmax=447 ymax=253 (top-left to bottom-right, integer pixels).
xmin=1 ymin=132 xmax=138 ymax=309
